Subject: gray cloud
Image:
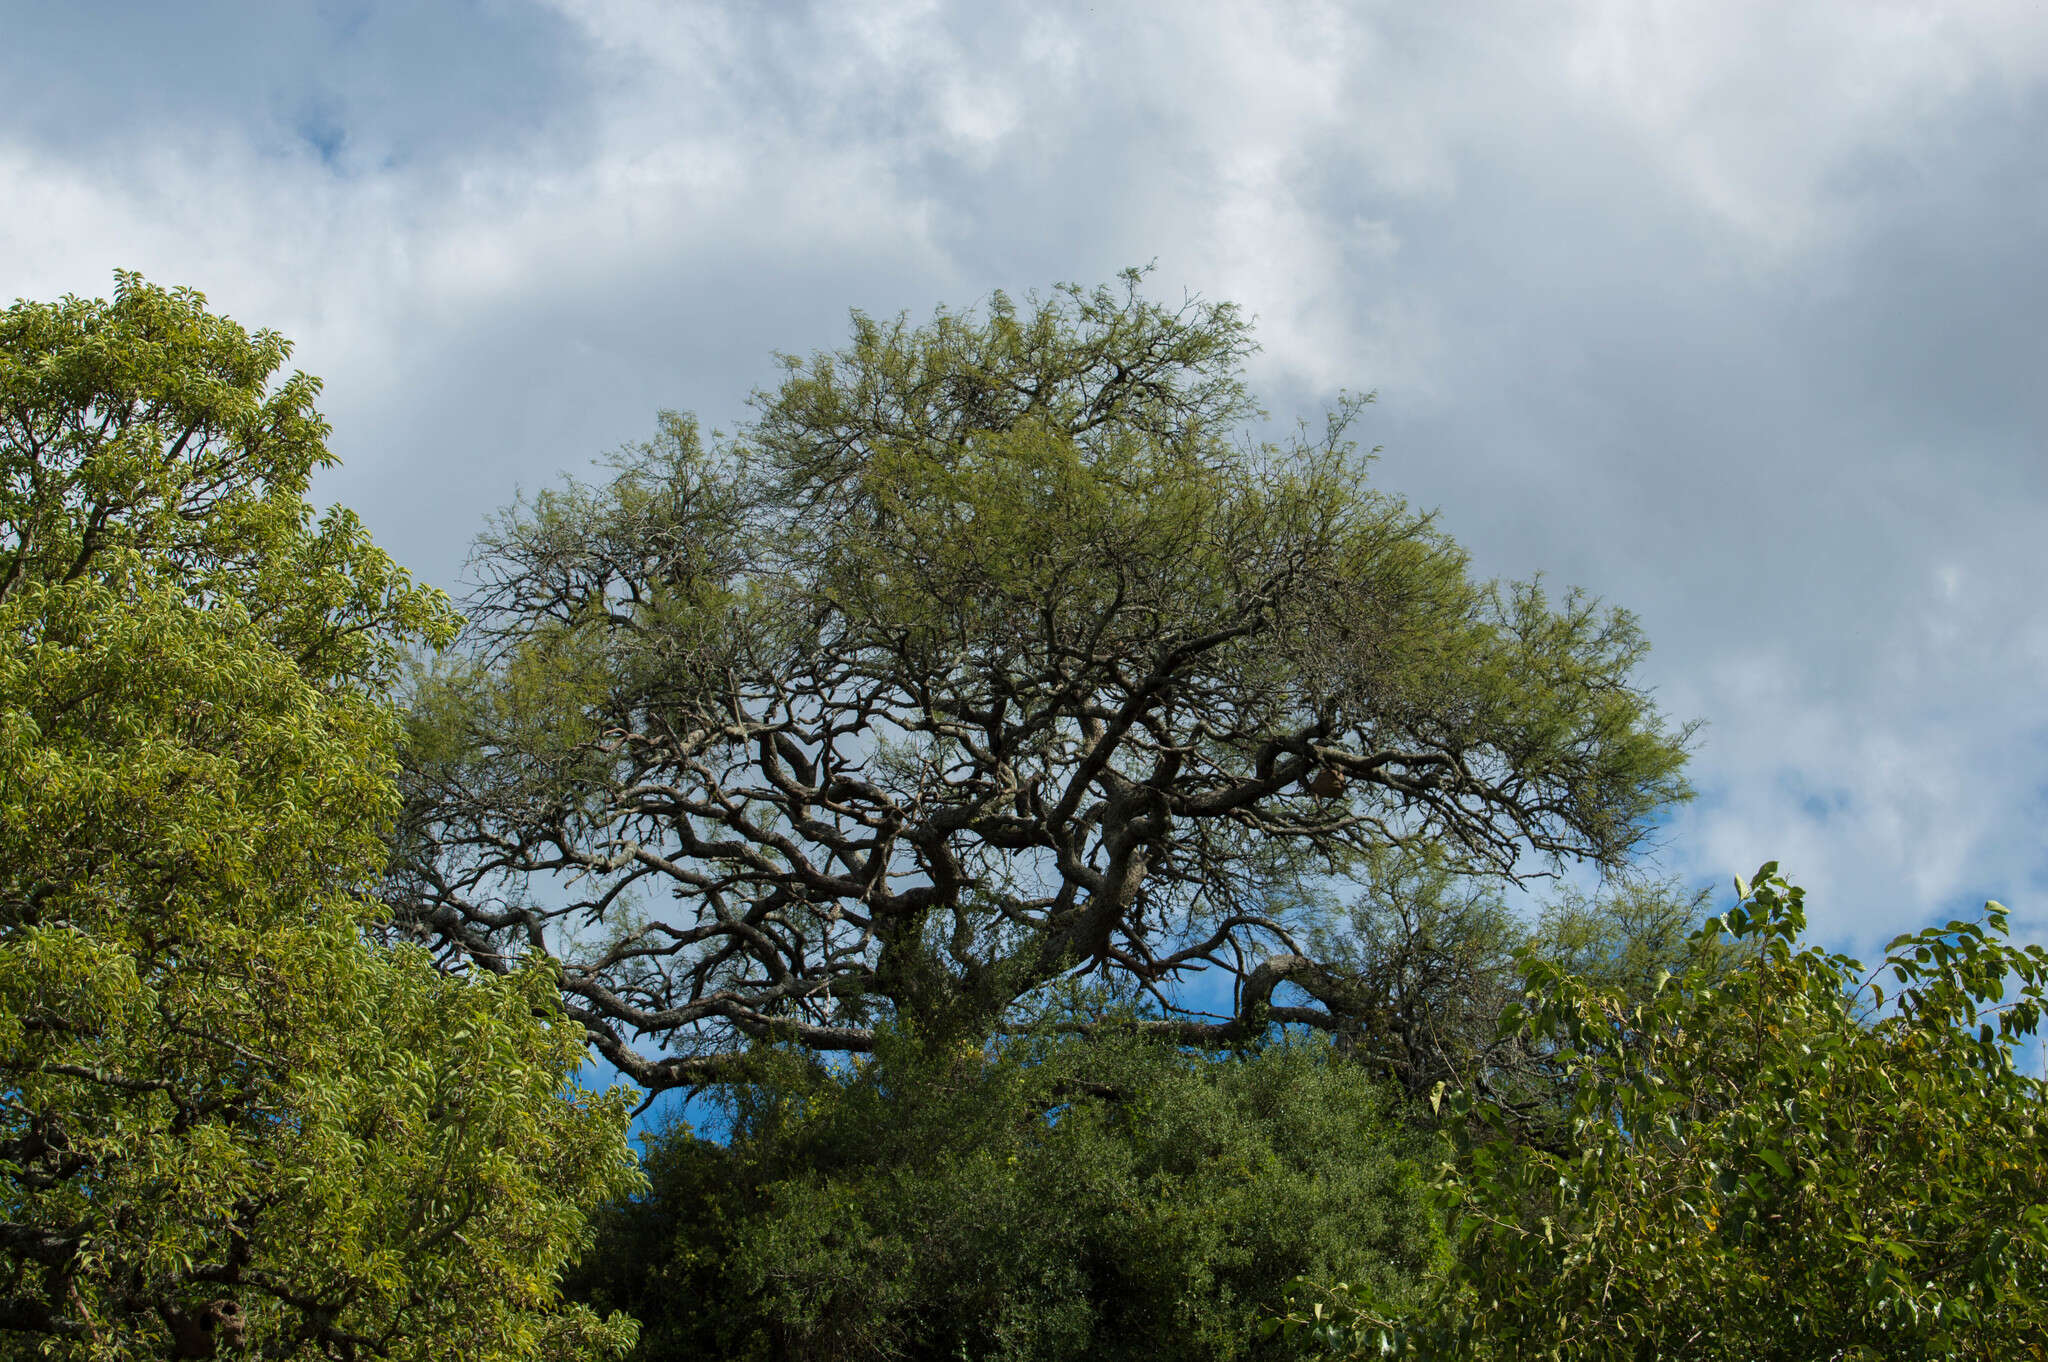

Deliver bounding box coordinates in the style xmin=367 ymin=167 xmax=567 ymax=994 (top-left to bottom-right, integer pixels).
xmin=0 ymin=1 xmax=593 ymax=170
xmin=5 ymin=0 xmax=2045 ymax=951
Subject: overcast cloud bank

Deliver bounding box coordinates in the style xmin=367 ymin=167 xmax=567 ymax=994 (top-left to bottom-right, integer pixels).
xmin=5 ymin=0 xmax=2046 ymax=952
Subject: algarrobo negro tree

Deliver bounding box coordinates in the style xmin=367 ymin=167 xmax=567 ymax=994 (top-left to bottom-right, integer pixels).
xmin=394 ymin=274 xmax=1693 ymax=1091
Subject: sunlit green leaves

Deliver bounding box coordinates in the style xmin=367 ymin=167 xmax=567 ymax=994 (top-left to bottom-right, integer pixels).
xmin=1 ymin=276 xmax=637 ymax=1361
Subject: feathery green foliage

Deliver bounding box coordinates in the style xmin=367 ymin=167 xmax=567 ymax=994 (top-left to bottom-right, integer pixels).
xmin=394 ymin=273 xmax=1694 ymax=1093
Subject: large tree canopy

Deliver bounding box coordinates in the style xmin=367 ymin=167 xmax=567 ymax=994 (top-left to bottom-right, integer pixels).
xmin=394 ymin=274 xmax=1693 ymax=1091
xmin=0 ymin=276 xmax=640 ymax=1360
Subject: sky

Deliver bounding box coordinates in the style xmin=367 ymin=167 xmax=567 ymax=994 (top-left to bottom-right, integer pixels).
xmin=5 ymin=0 xmax=2047 ymax=964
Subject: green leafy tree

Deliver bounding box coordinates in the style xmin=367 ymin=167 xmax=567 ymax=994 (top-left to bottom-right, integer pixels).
xmin=1273 ymin=866 xmax=2048 ymax=1360
xmin=391 ymin=272 xmax=1693 ymax=1093
xmin=0 ymin=276 xmax=641 ymax=1359
xmin=570 ymin=1028 xmax=1442 ymax=1362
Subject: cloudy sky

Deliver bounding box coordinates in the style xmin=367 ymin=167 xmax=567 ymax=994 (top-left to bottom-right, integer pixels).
xmin=6 ymin=0 xmax=2046 ymax=957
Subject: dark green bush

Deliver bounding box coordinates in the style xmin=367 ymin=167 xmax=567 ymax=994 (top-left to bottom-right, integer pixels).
xmin=569 ymin=1029 xmax=1441 ymax=1362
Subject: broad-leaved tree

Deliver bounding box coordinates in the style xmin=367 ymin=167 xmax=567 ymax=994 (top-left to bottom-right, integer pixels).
xmin=0 ymin=276 xmax=641 ymax=1360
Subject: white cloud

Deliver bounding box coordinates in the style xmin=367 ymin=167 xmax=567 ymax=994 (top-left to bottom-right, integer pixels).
xmin=1554 ymin=1 xmax=2048 ymax=253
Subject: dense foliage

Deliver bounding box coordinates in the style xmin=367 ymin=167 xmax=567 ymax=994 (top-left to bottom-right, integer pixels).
xmin=0 ymin=277 xmax=640 ymax=1360
xmin=1275 ymin=866 xmax=2048 ymax=1360
xmin=18 ymin=270 xmax=2042 ymax=1362
xmin=570 ymin=1028 xmax=1440 ymax=1362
